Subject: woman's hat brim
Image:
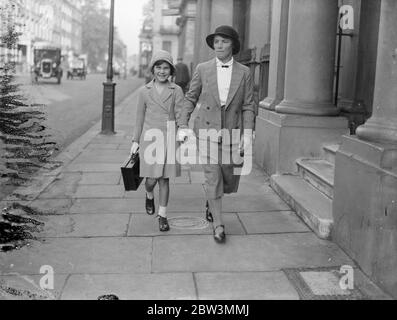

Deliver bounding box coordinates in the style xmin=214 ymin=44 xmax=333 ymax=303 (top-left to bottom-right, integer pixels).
xmin=206 ymin=33 xmax=241 ymax=55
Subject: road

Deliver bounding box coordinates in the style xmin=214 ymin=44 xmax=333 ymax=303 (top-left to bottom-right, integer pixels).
xmin=18 ymin=73 xmax=143 ymax=153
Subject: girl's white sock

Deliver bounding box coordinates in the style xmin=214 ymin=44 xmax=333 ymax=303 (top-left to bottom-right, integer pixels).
xmin=146 ymin=191 xmax=154 ymax=200
xmin=158 ymin=206 xmax=167 ymax=218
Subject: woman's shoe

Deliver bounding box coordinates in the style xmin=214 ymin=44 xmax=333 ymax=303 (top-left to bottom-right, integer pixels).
xmin=213 ymin=225 xmax=226 ymax=243
xmin=205 ymin=201 xmax=213 ymax=223
xmin=158 ymin=216 xmax=170 ymax=232
xmin=145 ymin=195 xmax=155 ymax=215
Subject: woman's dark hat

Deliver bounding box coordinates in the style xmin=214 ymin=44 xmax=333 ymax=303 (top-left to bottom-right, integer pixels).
xmin=206 ymin=25 xmax=241 ymax=55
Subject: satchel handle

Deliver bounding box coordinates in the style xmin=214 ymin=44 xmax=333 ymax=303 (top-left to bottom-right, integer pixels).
xmin=128 ymin=152 xmax=139 ymax=165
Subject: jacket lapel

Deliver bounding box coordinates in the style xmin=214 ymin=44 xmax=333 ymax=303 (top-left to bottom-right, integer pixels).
xmin=206 ymin=59 xmax=221 ymax=107
xmin=225 ymin=62 xmax=244 ymax=109
xmin=146 ymin=80 xmax=171 ymax=112
xmin=161 ymin=83 xmax=174 ymax=106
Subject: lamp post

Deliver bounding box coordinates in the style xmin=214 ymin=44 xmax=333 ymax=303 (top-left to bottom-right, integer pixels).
xmin=101 ymin=0 xmax=116 ymax=135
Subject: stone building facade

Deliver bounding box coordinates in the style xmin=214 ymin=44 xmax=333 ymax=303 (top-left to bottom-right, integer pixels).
xmin=175 ymin=0 xmax=397 ymax=298
xmin=153 ymin=0 xmax=180 ymax=62
xmin=0 ymin=0 xmax=83 ymax=72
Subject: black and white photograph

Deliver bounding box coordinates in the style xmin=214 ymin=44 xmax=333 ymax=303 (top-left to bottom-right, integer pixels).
xmin=0 ymin=0 xmax=396 ymax=305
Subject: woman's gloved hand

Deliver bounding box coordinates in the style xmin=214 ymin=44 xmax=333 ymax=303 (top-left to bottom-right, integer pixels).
xmin=238 ymin=131 xmax=254 ymax=157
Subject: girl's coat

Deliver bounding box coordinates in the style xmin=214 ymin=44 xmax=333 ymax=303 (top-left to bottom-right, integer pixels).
xmin=133 ymin=80 xmax=184 ymax=178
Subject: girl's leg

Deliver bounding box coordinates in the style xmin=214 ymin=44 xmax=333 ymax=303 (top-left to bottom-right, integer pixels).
xmin=145 ymin=178 xmax=157 ymax=215
xmin=157 ymin=178 xmax=170 ymax=231
xmin=145 ymin=178 xmax=157 ymax=198
xmin=158 ymin=178 xmax=170 ymax=209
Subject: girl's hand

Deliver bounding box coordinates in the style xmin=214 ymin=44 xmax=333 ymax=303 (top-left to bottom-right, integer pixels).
xmin=177 ymin=128 xmax=193 ymax=143
xmin=130 ymin=142 xmax=139 ymax=156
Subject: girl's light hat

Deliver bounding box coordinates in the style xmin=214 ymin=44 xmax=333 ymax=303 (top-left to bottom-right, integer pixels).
xmin=149 ymin=50 xmax=175 ymax=74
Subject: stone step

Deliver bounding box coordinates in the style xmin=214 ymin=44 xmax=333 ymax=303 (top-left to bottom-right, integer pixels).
xmin=323 ymin=144 xmax=340 ymax=165
xmin=270 ymin=174 xmax=333 ymax=240
xmin=296 ymin=158 xmax=335 ymax=199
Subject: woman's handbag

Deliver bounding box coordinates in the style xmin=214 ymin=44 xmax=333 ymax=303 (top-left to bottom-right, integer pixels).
xmin=121 ymin=153 xmax=143 ymax=191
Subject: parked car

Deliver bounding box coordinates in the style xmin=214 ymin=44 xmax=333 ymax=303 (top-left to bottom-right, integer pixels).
xmin=67 ymin=58 xmax=87 ymax=80
xmin=32 ymin=42 xmax=63 ymax=84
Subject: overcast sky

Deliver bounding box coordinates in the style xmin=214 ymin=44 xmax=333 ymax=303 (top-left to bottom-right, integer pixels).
xmin=107 ymin=0 xmax=148 ymax=57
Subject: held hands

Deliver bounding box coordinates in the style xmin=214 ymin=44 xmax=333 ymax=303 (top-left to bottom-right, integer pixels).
xmin=177 ymin=127 xmax=194 ymax=143
xmin=130 ymin=142 xmax=139 ymax=157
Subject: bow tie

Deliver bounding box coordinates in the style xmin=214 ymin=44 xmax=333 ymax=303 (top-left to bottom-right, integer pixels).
xmin=221 ymin=65 xmax=229 ymax=68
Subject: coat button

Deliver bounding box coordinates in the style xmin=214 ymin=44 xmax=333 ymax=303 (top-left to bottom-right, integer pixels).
xmin=206 ymin=121 xmax=210 ymax=125
xmin=207 ymin=107 xmax=210 ymax=110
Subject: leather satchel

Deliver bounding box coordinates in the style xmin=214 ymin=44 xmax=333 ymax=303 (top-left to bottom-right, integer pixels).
xmin=121 ymin=153 xmax=143 ymax=191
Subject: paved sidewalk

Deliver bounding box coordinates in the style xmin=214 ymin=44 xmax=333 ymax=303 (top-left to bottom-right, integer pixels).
xmin=0 ymin=88 xmax=391 ymax=300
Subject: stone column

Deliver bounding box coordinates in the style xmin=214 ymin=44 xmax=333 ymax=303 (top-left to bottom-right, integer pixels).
xmin=356 ymin=0 xmax=397 ymax=144
xmin=337 ymin=0 xmax=361 ymax=110
xmin=254 ymin=0 xmax=348 ymax=175
xmin=275 ymin=0 xmax=339 ymax=116
xmin=195 ymin=0 xmax=211 ymax=64
xmin=333 ymin=0 xmax=397 ymax=299
xmin=260 ymin=0 xmax=289 ymax=110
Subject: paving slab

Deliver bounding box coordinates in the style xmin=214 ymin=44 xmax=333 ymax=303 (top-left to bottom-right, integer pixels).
xmin=90 ymin=136 xmax=130 ymax=144
xmin=222 ymin=194 xmax=290 ymax=212
xmin=165 ymin=197 xmax=209 ymax=213
xmin=170 ymin=170 xmax=190 ymax=184
xmin=63 ymin=163 xmax=120 ymax=173
xmin=0 ymin=274 xmax=68 ymax=300
xmin=232 ymin=182 xmax=274 ymax=195
xmin=38 ymin=173 xmax=82 ymax=199
xmin=238 ymin=211 xmax=310 ymax=234
xmin=152 ymin=234 xmax=354 ymax=273
xmin=71 ymin=150 xmax=128 ymax=164
xmin=123 ymin=182 xmax=205 ymax=199
xmin=70 ymin=198 xmax=143 ymax=214
xmin=0 ymin=237 xmax=152 ymax=275
xmin=4 ymin=175 xmax=58 ymax=202
xmin=85 ymin=143 xmax=121 ymax=150
xmin=195 ymin=272 xmax=299 ymax=300
xmin=71 ymin=197 xmax=209 ymax=214
xmin=73 ymin=185 xmax=127 ymax=199
xmin=33 ymin=214 xmax=130 ymax=238
xmin=79 ymin=172 xmax=121 ymax=185
xmin=60 ymin=273 xmax=196 ymax=300
xmin=128 ymin=212 xmax=245 ymax=236
xmin=117 ymin=143 xmax=132 ymax=150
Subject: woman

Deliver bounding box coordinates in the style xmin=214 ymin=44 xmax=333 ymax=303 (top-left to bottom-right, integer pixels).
xmin=177 ymin=26 xmax=256 ymax=243
xmin=130 ymin=50 xmax=184 ymax=232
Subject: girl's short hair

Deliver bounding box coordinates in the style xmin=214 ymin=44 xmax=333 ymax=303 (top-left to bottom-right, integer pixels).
xmin=151 ymin=60 xmax=175 ymax=76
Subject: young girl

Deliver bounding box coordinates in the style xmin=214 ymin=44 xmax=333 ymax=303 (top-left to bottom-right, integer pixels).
xmin=130 ymin=50 xmax=184 ymax=232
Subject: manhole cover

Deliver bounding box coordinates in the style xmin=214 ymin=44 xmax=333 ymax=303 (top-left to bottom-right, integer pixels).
xmin=168 ymin=216 xmax=209 ymax=230
xmin=283 ymin=266 xmax=366 ymax=300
